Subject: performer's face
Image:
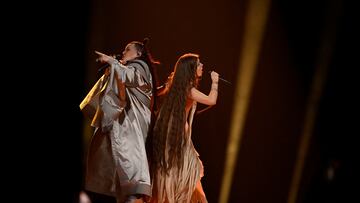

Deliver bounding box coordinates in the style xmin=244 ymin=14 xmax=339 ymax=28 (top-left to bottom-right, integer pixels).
xmin=122 ymin=43 xmax=140 ymax=63
xmin=196 ymin=59 xmax=203 ymax=77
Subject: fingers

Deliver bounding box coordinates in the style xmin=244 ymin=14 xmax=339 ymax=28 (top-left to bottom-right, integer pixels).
xmin=94 ymin=50 xmax=105 ymax=56
xmin=94 ymin=51 xmax=110 ymax=63
xmin=209 ymin=70 xmax=219 ymax=75
xmin=211 ymin=71 xmax=219 ymax=77
xmin=210 ymin=71 xmax=219 ymax=83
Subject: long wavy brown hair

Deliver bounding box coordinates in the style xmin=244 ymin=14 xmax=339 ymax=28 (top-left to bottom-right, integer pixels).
xmin=151 ymin=53 xmax=200 ymax=174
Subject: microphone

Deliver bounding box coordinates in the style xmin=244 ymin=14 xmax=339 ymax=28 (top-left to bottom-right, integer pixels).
xmin=208 ymin=71 xmax=231 ymax=85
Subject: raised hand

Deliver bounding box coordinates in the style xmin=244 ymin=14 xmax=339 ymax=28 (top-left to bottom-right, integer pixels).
xmin=95 ymin=50 xmax=113 ymax=63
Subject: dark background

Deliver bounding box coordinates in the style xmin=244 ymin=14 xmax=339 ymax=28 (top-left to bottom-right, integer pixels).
xmin=11 ymin=0 xmax=358 ymax=202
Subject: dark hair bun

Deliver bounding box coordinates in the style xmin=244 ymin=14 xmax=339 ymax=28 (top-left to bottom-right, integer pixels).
xmin=143 ymin=37 xmax=150 ymax=45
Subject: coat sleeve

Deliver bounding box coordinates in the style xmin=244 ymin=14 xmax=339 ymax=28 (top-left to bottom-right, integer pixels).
xmin=109 ymin=59 xmax=152 ymax=91
xmin=79 ymin=75 xmax=107 ymax=120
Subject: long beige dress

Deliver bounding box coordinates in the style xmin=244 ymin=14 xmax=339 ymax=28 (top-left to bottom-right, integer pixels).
xmin=151 ymin=101 xmax=208 ymax=203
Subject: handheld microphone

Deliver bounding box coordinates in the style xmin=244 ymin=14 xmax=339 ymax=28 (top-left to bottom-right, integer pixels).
xmin=208 ymin=71 xmax=231 ymax=85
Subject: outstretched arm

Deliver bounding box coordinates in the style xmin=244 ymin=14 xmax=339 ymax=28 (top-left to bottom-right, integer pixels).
xmin=95 ymin=51 xmax=150 ymax=89
xmin=95 ymin=50 xmax=118 ymax=64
